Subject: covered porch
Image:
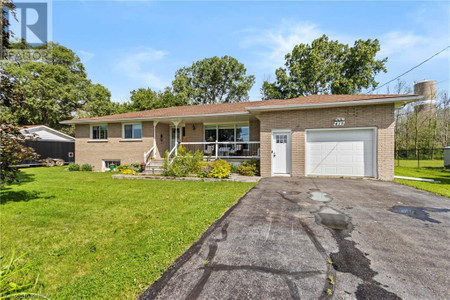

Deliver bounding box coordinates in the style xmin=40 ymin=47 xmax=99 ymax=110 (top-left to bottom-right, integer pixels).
xmin=144 ymin=114 xmax=260 ymax=165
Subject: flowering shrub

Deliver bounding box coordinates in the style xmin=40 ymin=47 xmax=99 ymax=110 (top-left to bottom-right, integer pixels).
xmin=238 ymin=159 xmax=260 ymax=176
xmin=208 ymin=159 xmax=231 ymax=179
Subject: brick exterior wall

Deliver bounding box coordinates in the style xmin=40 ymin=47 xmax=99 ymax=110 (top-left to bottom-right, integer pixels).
xmin=250 ymin=119 xmax=260 ymax=141
xmin=185 ymin=123 xmax=204 ymax=142
xmin=258 ymin=104 xmax=395 ymax=180
xmin=75 ymin=122 xmax=154 ymax=171
xmin=155 ymin=123 xmax=170 ymax=158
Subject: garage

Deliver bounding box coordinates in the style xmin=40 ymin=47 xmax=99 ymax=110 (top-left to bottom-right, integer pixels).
xmin=306 ymin=128 xmax=376 ymax=177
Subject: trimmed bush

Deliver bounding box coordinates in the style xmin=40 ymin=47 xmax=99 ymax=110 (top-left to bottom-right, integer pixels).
xmin=81 ymin=164 xmax=93 ymax=171
xmin=67 ymin=163 xmax=80 ymax=171
xmin=208 ymin=159 xmax=231 ymax=179
xmin=238 ymin=159 xmax=260 ymax=176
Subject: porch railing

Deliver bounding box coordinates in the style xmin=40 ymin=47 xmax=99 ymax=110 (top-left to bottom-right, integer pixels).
xmin=144 ymin=146 xmax=155 ymax=166
xmin=179 ymin=141 xmax=260 ymax=159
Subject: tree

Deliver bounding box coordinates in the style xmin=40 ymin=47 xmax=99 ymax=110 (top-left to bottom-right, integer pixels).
xmin=120 ymin=87 xmax=188 ymax=112
xmin=0 ymin=123 xmax=38 ymax=185
xmin=172 ymin=56 xmax=255 ymax=104
xmin=1 ymin=42 xmax=114 ymax=130
xmin=261 ymin=35 xmax=387 ymax=99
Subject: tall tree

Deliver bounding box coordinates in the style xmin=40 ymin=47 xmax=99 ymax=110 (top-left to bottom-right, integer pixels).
xmin=172 ymin=56 xmax=255 ymax=104
xmin=1 ymin=42 xmax=114 ymax=130
xmin=261 ymin=35 xmax=387 ymax=99
xmin=1 ymin=0 xmax=38 ymax=184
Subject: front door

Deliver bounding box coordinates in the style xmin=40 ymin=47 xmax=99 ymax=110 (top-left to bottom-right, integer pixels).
xmin=272 ymin=131 xmax=291 ymax=175
xmin=170 ymin=126 xmax=185 ymax=149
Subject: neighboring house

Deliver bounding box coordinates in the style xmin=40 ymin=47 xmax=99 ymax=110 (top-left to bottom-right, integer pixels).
xmin=61 ymin=94 xmax=421 ymax=180
xmin=20 ymin=125 xmax=75 ymax=165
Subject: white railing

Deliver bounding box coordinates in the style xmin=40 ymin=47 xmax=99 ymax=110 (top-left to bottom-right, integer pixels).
xmin=167 ymin=144 xmax=178 ymax=164
xmin=144 ymin=146 xmax=155 ymax=166
xmin=179 ymin=141 xmax=260 ymax=159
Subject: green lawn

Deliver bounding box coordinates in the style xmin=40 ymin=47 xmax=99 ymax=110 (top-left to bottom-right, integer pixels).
xmin=394 ymin=160 xmax=449 ymax=198
xmin=0 ymin=167 xmax=255 ymax=299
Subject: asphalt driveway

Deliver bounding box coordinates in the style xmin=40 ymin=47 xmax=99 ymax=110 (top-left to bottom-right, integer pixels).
xmin=140 ymin=178 xmax=450 ymax=300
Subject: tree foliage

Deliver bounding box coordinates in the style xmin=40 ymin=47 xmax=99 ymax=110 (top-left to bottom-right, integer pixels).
xmin=0 ymin=123 xmax=38 ymax=185
xmin=261 ymin=35 xmax=387 ymax=99
xmin=1 ymin=43 xmax=114 ymax=130
xmin=122 ymin=87 xmax=186 ymax=112
xmin=172 ymin=56 xmax=255 ymax=104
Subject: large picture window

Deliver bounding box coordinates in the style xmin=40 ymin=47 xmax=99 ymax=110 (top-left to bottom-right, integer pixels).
xmin=204 ymin=123 xmax=249 ymax=142
xmin=91 ymin=125 xmax=108 ymax=140
xmin=123 ymin=123 xmax=142 ymax=139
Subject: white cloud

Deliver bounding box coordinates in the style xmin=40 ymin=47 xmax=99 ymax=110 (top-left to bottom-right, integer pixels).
xmin=114 ymin=47 xmax=170 ymax=90
xmin=377 ymin=30 xmax=448 ymax=63
xmin=78 ymin=50 xmax=95 ymax=62
xmin=239 ymin=19 xmax=324 ymax=69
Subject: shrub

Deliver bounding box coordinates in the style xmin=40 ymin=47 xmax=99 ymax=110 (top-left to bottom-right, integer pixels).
xmin=116 ymin=165 xmax=129 ymax=173
xmin=81 ymin=164 xmax=93 ymax=171
xmin=68 ymin=163 xmax=80 ymax=171
xmin=130 ymin=162 xmax=144 ymax=173
xmin=208 ymin=159 xmax=231 ymax=179
xmin=230 ymin=163 xmax=239 ymax=174
xmin=122 ymin=169 xmax=137 ymax=175
xmin=163 ymin=147 xmax=204 ymax=177
xmin=238 ymin=159 xmax=260 ymax=176
xmin=197 ymin=161 xmax=211 ymax=178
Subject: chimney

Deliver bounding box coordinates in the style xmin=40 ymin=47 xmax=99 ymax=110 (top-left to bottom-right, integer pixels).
xmin=413 ymin=80 xmax=437 ymax=112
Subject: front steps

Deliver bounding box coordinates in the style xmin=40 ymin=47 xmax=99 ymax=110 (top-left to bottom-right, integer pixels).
xmin=144 ymin=159 xmax=164 ymax=175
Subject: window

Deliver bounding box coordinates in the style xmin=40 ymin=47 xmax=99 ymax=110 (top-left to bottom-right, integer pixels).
xmin=218 ymin=124 xmax=234 ymax=142
xmin=103 ymin=160 xmax=120 ymax=171
xmin=204 ymin=123 xmax=249 ymax=143
xmin=235 ymin=124 xmax=249 ymax=142
xmin=123 ymin=123 xmax=142 ymax=139
xmin=91 ymin=125 xmax=108 ymax=140
xmin=276 ymin=134 xmax=287 ymax=144
xmin=204 ymin=125 xmax=217 ymax=142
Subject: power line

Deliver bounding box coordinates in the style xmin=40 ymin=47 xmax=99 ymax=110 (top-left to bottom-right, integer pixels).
xmin=372 ymin=45 xmax=450 ymax=92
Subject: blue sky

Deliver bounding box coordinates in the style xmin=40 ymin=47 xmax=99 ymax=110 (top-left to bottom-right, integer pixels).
xmin=52 ymin=0 xmax=449 ymax=102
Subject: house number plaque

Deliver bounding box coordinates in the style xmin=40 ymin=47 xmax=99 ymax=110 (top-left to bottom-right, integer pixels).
xmin=334 ymin=117 xmax=345 ymax=126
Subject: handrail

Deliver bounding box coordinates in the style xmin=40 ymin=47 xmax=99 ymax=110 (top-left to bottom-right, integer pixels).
xmin=178 ymin=141 xmax=260 ymax=159
xmin=180 ymin=141 xmax=260 ymax=145
xmin=144 ymin=146 xmax=155 ymax=166
xmin=168 ymin=144 xmax=178 ymax=164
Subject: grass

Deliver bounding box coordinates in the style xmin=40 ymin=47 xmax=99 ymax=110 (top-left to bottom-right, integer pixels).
xmin=0 ymin=167 xmax=255 ymax=299
xmin=394 ymin=160 xmax=449 ymax=198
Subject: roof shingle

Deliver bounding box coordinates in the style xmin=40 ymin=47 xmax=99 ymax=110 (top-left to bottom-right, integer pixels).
xmin=61 ymin=94 xmax=418 ymax=123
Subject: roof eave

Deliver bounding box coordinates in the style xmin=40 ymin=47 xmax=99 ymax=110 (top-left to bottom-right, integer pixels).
xmin=245 ymin=96 xmax=423 ymax=113
xmin=60 ymin=111 xmax=251 ymax=125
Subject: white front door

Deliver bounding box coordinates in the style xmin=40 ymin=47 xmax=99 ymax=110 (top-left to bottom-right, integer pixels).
xmin=272 ymin=131 xmax=291 ymax=175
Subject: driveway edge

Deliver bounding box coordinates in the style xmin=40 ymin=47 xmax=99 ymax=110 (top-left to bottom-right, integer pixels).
xmin=138 ymin=184 xmax=260 ymax=299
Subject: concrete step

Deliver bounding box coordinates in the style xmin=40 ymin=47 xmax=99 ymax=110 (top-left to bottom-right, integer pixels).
xmin=147 ymin=159 xmax=165 ymax=167
xmin=143 ymin=167 xmax=164 ymax=175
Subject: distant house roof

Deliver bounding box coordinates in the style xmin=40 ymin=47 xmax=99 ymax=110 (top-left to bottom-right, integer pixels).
xmin=60 ymin=94 xmax=422 ymax=124
xmin=20 ymin=125 xmax=75 ymax=142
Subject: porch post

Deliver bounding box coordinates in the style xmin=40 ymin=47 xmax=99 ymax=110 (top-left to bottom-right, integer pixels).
xmin=153 ymin=121 xmax=159 ymax=159
xmin=215 ymin=140 xmax=218 ymax=159
xmin=172 ymin=120 xmax=181 ymax=156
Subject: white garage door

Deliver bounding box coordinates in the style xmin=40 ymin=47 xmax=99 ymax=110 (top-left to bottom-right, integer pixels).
xmin=306 ymin=129 xmax=375 ymax=177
